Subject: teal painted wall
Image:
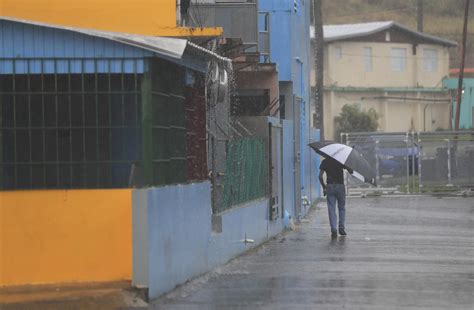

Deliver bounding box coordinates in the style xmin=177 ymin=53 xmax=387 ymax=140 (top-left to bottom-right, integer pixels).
xmin=443 ymin=78 xmax=474 ymax=129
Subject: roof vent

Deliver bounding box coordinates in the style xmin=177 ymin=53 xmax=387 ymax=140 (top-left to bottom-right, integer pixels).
xmin=385 ymin=31 xmax=390 ymax=42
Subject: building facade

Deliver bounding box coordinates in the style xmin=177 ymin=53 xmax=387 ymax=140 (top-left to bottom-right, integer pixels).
xmin=1 ymin=0 xmax=316 ymax=300
xmin=0 ymin=0 xmax=222 ymax=37
xmin=443 ymin=68 xmax=474 ymax=129
xmin=311 ymin=21 xmax=457 ymax=139
xmin=259 ymin=0 xmax=313 ymax=214
xmin=0 ymin=15 xmax=224 ymax=287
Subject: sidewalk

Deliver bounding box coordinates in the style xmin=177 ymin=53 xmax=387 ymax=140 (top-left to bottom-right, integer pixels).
xmin=2 ymin=196 xmax=473 ymax=309
xmin=153 ymin=196 xmax=474 ymax=309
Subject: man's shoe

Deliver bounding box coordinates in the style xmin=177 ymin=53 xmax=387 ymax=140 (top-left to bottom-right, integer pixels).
xmin=331 ymin=231 xmax=338 ymax=238
xmin=339 ymin=228 xmax=347 ymax=236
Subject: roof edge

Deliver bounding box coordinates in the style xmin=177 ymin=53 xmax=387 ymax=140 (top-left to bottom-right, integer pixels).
xmin=319 ymin=21 xmax=457 ymax=47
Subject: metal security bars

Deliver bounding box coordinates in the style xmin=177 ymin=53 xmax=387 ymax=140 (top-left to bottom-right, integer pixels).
xmin=1 ymin=57 xmax=209 ymax=190
xmin=0 ymin=58 xmax=144 ymax=190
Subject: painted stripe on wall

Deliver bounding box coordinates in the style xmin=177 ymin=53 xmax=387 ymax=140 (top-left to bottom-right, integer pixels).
xmin=0 ymin=189 xmax=132 ymax=286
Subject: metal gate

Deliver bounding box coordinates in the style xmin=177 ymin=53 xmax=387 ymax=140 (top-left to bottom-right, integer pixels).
xmin=341 ymin=131 xmax=474 ymax=195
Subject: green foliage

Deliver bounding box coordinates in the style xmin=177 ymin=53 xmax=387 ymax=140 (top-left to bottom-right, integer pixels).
xmin=335 ymin=104 xmax=379 ymax=135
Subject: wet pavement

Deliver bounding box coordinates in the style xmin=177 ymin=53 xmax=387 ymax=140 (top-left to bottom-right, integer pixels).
xmin=153 ymin=196 xmax=474 ymax=310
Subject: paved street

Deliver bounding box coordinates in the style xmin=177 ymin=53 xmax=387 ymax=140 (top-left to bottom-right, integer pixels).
xmin=154 ymin=196 xmax=474 ymax=310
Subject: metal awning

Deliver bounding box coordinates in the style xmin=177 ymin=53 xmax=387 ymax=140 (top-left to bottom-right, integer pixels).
xmin=0 ymin=16 xmax=230 ymax=63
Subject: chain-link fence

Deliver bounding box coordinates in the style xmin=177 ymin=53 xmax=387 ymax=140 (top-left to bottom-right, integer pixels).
xmin=341 ymin=131 xmax=474 ymax=194
xmin=218 ymin=137 xmax=268 ymax=212
xmin=207 ymin=61 xmax=271 ymax=214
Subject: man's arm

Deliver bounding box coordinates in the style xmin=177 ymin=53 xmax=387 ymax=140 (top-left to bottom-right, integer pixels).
xmin=319 ymin=169 xmax=327 ymax=196
xmin=342 ymin=164 xmax=353 ymax=174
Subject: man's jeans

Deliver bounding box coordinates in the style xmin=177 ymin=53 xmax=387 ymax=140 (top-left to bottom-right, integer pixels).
xmin=326 ymin=184 xmax=346 ymax=232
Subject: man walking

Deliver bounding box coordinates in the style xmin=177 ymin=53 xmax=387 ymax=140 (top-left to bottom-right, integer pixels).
xmin=319 ymin=158 xmax=353 ymax=238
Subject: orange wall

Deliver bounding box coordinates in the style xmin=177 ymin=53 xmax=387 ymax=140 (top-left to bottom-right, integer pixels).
xmin=0 ymin=0 xmax=222 ymax=37
xmin=0 ymin=189 xmax=132 ymax=286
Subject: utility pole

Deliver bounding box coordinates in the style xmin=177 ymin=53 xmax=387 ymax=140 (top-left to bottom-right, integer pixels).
xmin=312 ymin=0 xmax=324 ymax=140
xmin=417 ymin=0 xmax=423 ymax=32
xmin=455 ymin=0 xmax=470 ymax=130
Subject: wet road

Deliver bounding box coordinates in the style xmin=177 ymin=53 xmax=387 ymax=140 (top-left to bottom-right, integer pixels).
xmin=153 ymin=196 xmax=474 ymax=309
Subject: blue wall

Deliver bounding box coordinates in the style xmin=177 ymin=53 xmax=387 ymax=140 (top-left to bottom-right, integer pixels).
xmin=132 ymin=183 xmax=212 ymax=298
xmin=282 ymin=120 xmax=296 ymax=218
xmin=0 ymin=20 xmax=151 ymax=74
xmin=209 ymin=198 xmax=280 ymax=267
xmin=259 ymin=0 xmax=312 ymax=206
xmin=132 ymin=182 xmax=283 ymax=300
xmin=443 ymin=78 xmax=474 ymax=129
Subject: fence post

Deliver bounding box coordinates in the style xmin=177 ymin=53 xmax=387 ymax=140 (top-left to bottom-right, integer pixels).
xmin=405 ymin=132 xmax=410 ymax=194
xmin=417 ymin=132 xmax=422 ymax=193
xmin=375 ymin=140 xmax=380 ymax=187
xmin=211 ymin=136 xmax=218 ymax=213
xmin=411 ymin=131 xmax=416 ymax=192
xmin=446 ymin=139 xmax=452 ymax=186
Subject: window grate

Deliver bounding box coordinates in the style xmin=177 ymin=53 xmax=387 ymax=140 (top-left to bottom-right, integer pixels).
xmin=1 ymin=58 xmax=143 ymax=190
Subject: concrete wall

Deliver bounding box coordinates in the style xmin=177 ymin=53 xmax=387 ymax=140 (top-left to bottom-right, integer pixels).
xmin=324 ymin=42 xmax=450 ymax=88
xmin=322 ymin=90 xmax=451 ymax=139
xmin=132 ymin=181 xmax=283 ymax=300
xmin=0 ymin=189 xmax=132 ymax=286
xmin=132 ymin=182 xmax=212 ymax=297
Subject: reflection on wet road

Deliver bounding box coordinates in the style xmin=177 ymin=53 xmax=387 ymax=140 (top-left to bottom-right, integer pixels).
xmin=154 ymin=197 xmax=474 ymax=309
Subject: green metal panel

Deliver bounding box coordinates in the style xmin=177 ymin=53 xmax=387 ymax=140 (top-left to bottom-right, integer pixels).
xmin=219 ymin=137 xmax=269 ymax=212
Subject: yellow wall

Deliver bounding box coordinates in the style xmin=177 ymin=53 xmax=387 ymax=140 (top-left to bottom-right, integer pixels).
xmin=0 ymin=189 xmax=132 ymax=286
xmin=323 ymin=42 xmax=450 ymax=88
xmin=0 ymin=0 xmax=222 ymax=37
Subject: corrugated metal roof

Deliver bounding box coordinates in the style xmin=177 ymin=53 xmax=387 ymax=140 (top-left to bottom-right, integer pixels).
xmin=0 ymin=16 xmax=230 ymax=62
xmin=310 ymin=21 xmax=457 ymax=47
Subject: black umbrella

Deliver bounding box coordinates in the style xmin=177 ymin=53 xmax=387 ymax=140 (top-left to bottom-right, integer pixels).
xmin=309 ymin=140 xmax=376 ymax=186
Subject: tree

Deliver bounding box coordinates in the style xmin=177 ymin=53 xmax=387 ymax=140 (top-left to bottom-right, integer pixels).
xmin=335 ymin=104 xmax=379 ymax=137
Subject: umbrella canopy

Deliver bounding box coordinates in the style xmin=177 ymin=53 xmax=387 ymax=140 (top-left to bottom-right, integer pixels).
xmin=309 ymin=141 xmax=376 ymax=186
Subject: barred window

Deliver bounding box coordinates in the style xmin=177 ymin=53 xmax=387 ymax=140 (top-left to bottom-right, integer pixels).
xmin=1 ymin=58 xmax=207 ymax=190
